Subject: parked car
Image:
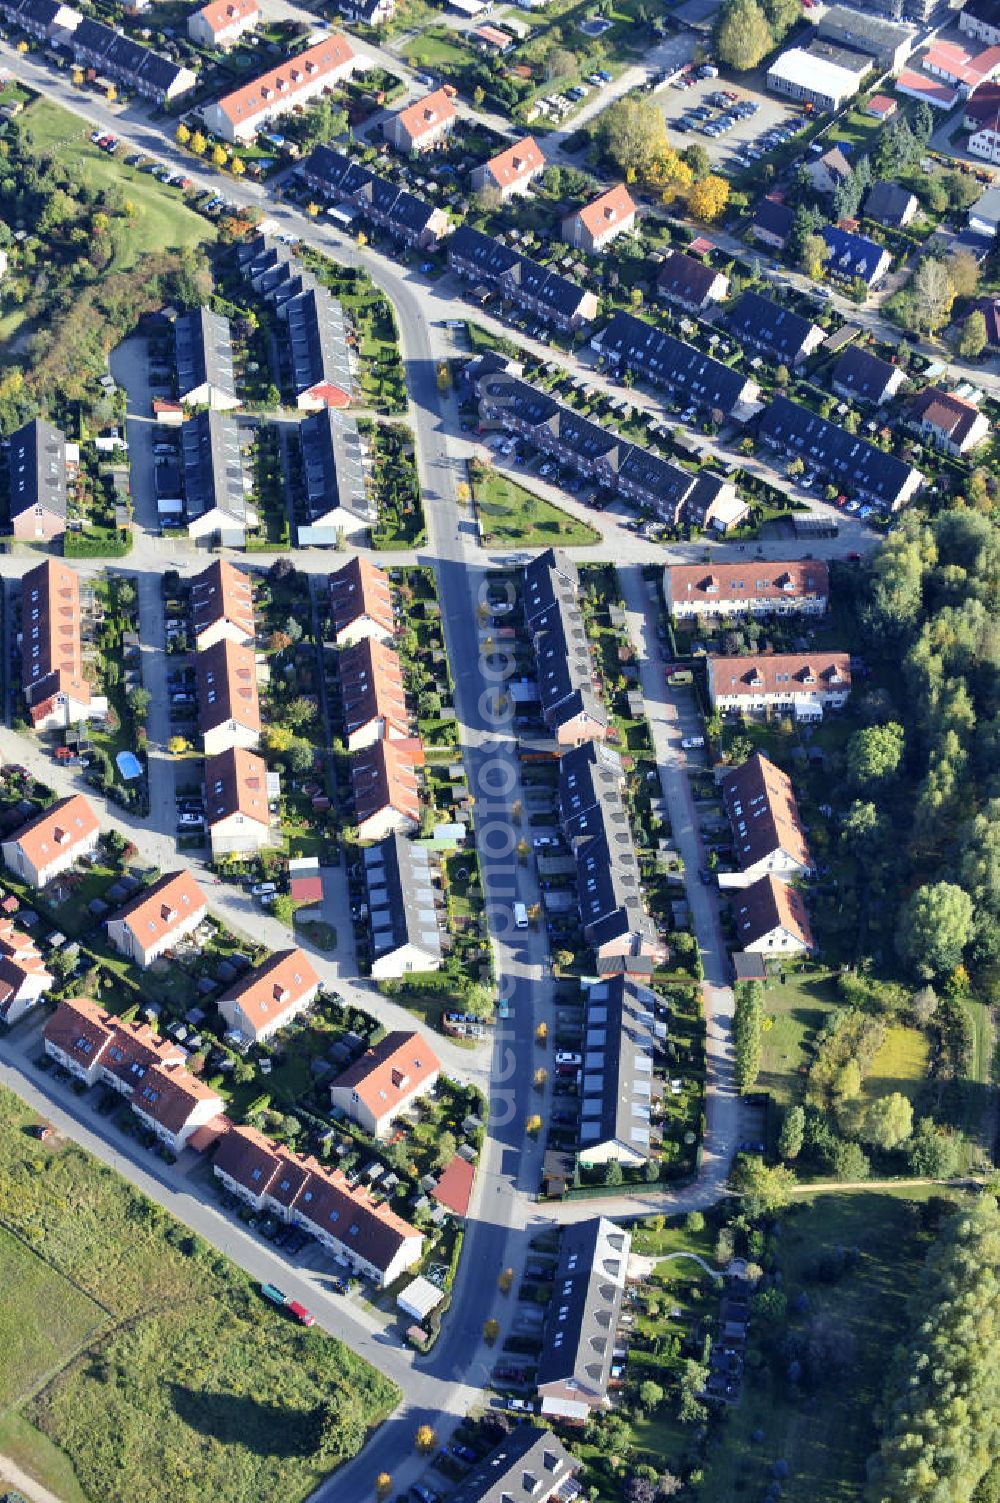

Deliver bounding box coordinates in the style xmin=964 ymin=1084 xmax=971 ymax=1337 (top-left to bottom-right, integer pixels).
xmin=31 ymin=1123 xmax=53 ymax=1140
xmin=681 ymin=736 xmax=705 ymax=749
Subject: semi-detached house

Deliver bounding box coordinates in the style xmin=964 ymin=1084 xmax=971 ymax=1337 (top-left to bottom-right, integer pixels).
xmin=106 ymin=870 xmax=208 ymax=968
xmin=8 ymin=417 xmax=68 ymax=543
xmin=329 ymin=555 xmax=394 ymax=645
xmin=351 ymin=737 xmax=424 ymax=841
xmin=720 ymin=751 xmax=813 ymax=884
xmin=187 ymin=0 xmax=259 ymax=48
xmin=329 ymin=1029 xmax=441 ymax=1136
xmin=909 ymin=387 xmax=992 ymax=454
xmin=203 ymin=34 xmax=357 ymax=142
xmin=664 ymin=559 xmax=829 ymax=620
xmin=0 ymin=919 xmax=53 ymax=1026
xmin=656 ymin=250 xmax=729 ymax=312
xmin=1 ymin=793 xmax=100 ymax=889
xmin=831 ymin=344 xmax=905 ymax=406
xmin=218 ymin=947 xmax=320 ymax=1045
xmin=204 ymin=746 xmax=274 ymax=860
xmin=191 ymin=558 xmax=255 ymax=652
xmin=734 ymin=872 xmax=815 ymax=955
xmin=212 ymin=1123 xmax=423 ymax=1285
xmin=44 ymin=997 xmax=224 ymax=1150
xmin=471 ymin=136 xmax=544 ymax=199
xmin=339 ymin=636 xmax=409 ymax=751
xmin=385 ymin=86 xmax=457 ymax=153
xmin=562 ymin=184 xmax=637 ymax=253
xmin=196 ymin=637 xmax=261 ymax=755
xmin=21 ymin=558 xmax=106 ymax=731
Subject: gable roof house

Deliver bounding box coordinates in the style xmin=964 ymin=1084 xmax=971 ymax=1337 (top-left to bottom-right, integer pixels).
xmin=20 ymin=558 xmax=105 ymax=731
xmin=9 ymin=417 xmax=68 ymax=543
xmin=471 ymin=136 xmax=544 ymax=198
xmin=751 ymin=195 xmax=795 ymax=250
xmin=821 ymin=225 xmax=892 ymax=287
xmin=592 ymin=311 xmax=760 ymax=420
xmin=448 ymin=227 xmax=600 ymax=331
xmin=174 ymin=306 xmax=239 ymax=410
xmin=386 ymin=86 xmax=457 ymax=153
xmin=70 ymin=17 xmax=195 ymax=101
xmin=863 ymin=180 xmax=919 ymax=229
xmin=720 ymin=751 xmax=812 ymax=883
xmin=724 ymin=290 xmax=825 ymax=367
xmin=576 ymin=976 xmax=659 ymax=1167
xmin=1 ymin=793 xmax=100 ymax=889
xmin=301 ymin=146 xmax=451 ymax=249
xmin=361 ymin=833 xmax=443 ymax=979
xmin=190 ymin=558 xmax=255 ymax=652
xmin=807 ymin=145 xmax=853 ymax=196
xmin=562 ymin=184 xmax=637 ymax=254
xmin=329 ymin=1029 xmax=441 ymax=1136
xmin=664 ymin=559 xmax=829 ymax=620
xmin=351 ymin=736 xmax=424 ymax=841
xmin=0 ymin=0 xmax=83 ymax=42
xmin=202 ymin=34 xmax=357 ymax=142
xmin=816 ymin=7 xmax=914 ymax=70
xmin=279 ymin=284 xmax=353 ymax=411
xmin=444 ymin=1428 xmax=579 ymax=1503
xmin=734 ymin=872 xmax=815 ymax=955
xmin=297 ymin=407 xmax=369 ymax=545
xmin=180 ymin=409 xmax=256 ymax=547
xmin=329 ymin=556 xmax=394 ymax=645
xmin=44 ymin=996 xmax=224 ymax=1149
xmin=339 ymin=636 xmax=409 ymax=751
xmin=107 ymin=870 xmax=208 ymax=968
xmin=655 ymin=251 xmax=729 ymax=312
xmin=962 ymin=0 xmax=1000 ymax=45
xmin=187 ymin=0 xmax=258 ymax=48
xmin=708 ymin=652 xmax=852 ymax=720
xmin=204 ymin=746 xmax=274 ymax=860
xmin=536 ymin=1218 xmax=631 ymax=1417
xmin=909 ymin=386 xmax=991 ymax=454
xmin=757 ymin=395 xmax=923 ymax=512
xmin=218 ymin=947 xmax=320 ymax=1045
xmin=212 ymin=1123 xmax=423 ymax=1284
xmin=831 ymin=344 xmax=905 ymax=405
xmin=523 ymin=550 xmax=607 ymax=746
xmin=196 ymin=637 xmax=261 ymax=755
xmin=0 ymin=917 xmax=53 ymax=1026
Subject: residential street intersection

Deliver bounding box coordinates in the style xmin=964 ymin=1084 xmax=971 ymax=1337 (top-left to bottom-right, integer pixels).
xmin=0 ymin=43 xmax=885 ymax=1503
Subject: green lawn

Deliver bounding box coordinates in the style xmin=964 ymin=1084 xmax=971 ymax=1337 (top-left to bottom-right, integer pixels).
xmin=0 ymin=1410 xmax=92 ymax=1503
xmin=0 ymin=1227 xmax=106 ymax=1408
xmin=401 ymin=28 xmax=471 ymax=67
xmin=828 ymin=107 xmax=885 ymax=152
xmin=22 ymin=98 xmax=214 ymax=262
xmin=758 ymin=968 xmax=840 ymax=1106
xmin=0 ymin=1084 xmax=398 ymax=1503
xmin=474 ymin=471 xmax=600 ymax=548
xmin=699 ymin=1187 xmax=953 ymax=1503
xmin=862 ymin=1024 xmax=930 ymax=1103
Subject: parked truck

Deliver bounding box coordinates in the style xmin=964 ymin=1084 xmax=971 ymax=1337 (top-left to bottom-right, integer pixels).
xmin=260 ymin=1284 xmax=316 ymax=1326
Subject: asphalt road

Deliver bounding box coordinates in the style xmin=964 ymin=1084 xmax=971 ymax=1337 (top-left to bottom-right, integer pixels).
xmin=0 ymin=45 xmax=885 ymax=1503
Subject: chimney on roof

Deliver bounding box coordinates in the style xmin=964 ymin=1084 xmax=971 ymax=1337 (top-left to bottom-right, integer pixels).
xmin=54 ymin=827 xmax=69 ymax=844
xmin=161 ymin=905 xmax=177 ymax=923
xmin=390 ymin=1067 xmax=410 ymax=1090
xmin=274 ymin=984 xmax=290 ymax=1003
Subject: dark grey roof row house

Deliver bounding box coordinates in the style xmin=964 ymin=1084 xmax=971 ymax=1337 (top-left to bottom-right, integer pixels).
xmin=297 ymin=407 xmax=369 ymax=545
xmin=174 ymin=306 xmax=239 ymax=410
xmin=362 ymin=832 xmax=442 ymax=979
xmin=536 ymin=1217 xmax=631 ymax=1417
xmin=70 ymin=16 xmax=195 ymax=101
xmin=724 ymin=290 xmax=825 ymax=367
xmin=522 ymin=549 xmax=607 ymax=746
xmin=301 ymin=144 xmax=451 ymax=250
xmin=448 ymin=225 xmax=600 ymax=331
xmin=472 ymin=364 xmax=743 ymax=530
xmin=236 ymin=236 xmax=352 ymax=410
xmin=592 ymin=311 xmax=760 ymax=419
xmin=0 ymin=0 xmax=81 ymax=40
xmin=757 ymin=395 xmax=923 ymax=511
xmin=180 ymin=409 xmax=256 ymax=545
xmin=578 ymin=975 xmax=660 ymax=1166
xmin=8 ymin=417 xmax=67 ymax=537
xmin=444 ymin=1427 xmax=579 ymax=1503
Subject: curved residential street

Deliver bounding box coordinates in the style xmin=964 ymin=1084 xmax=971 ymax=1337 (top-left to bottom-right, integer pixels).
xmin=0 ymin=43 xmax=888 ymax=1503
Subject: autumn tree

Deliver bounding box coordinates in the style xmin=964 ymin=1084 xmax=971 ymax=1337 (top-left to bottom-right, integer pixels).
xmin=911 ymin=256 xmax=955 ymax=333
xmin=688 ymin=174 xmax=730 ymax=223
xmin=484 ymin=1318 xmax=500 ymax=1344
xmin=958 ymin=310 xmax=987 ymax=359
xmin=176 ymin=122 xmax=190 ymax=146
xmin=211 ymin=143 xmax=228 ymax=169
xmin=800 ymin=231 xmax=830 ymax=281
xmin=599 ymin=96 xmax=669 ymax=180
xmin=415 ymin=1425 xmax=436 ymax=1454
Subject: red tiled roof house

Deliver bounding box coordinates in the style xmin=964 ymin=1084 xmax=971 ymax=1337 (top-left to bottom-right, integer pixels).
xmin=1 ymin=794 xmax=100 ymax=888
xmin=329 ymin=1029 xmax=441 ymax=1137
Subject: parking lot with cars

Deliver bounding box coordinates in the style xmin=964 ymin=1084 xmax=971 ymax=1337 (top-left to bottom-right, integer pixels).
xmin=662 ymin=72 xmax=806 ymax=167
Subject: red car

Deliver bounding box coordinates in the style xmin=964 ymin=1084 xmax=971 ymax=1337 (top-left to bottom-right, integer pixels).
xmin=286 ymin=1300 xmax=316 ymax=1327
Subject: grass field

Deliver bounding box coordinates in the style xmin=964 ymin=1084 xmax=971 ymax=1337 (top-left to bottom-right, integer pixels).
xmin=828 ymin=107 xmax=884 ymax=153
xmin=474 ymin=470 xmax=600 ymax=548
xmin=22 ymin=98 xmax=214 ymax=263
xmin=699 ymin=1187 xmax=951 ymax=1503
xmin=758 ymin=968 xmax=839 ymax=1105
xmin=0 ymin=1228 xmax=106 ymax=1408
xmin=862 ymin=1025 xmax=930 ymax=1103
xmin=0 ymin=1410 xmax=92 ymax=1503
xmin=0 ymin=1084 xmax=397 ymax=1503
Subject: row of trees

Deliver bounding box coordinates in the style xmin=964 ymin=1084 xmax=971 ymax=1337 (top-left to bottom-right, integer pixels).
xmin=733 ymin=979 xmax=763 ymax=1093
xmin=596 ymin=98 xmax=732 ymax=222
xmin=866 ymin=1195 xmax=1000 ymax=1502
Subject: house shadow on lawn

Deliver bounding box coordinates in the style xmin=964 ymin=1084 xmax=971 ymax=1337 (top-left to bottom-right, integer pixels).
xmin=169 ymin=1385 xmax=317 ymax=1457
